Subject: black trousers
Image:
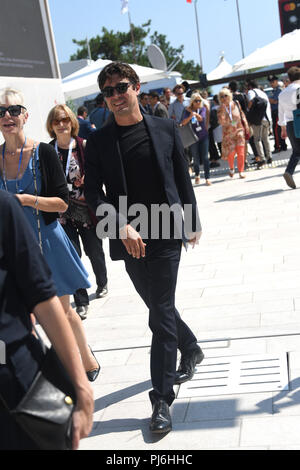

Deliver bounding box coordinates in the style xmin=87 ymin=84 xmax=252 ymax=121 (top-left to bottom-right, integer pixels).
xmin=63 ymin=220 xmax=107 ymax=306
xmin=124 ymin=239 xmax=198 ymax=406
xmin=272 ymin=109 xmax=287 ymax=150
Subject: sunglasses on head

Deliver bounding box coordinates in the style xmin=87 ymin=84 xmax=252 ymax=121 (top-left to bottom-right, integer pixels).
xmin=102 ymin=82 xmax=132 ymax=98
xmin=52 ymin=117 xmax=71 ymax=126
xmin=0 ymin=105 xmax=26 ymax=118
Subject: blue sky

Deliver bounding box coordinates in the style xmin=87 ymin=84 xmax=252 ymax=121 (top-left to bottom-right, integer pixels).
xmin=48 ymin=0 xmax=282 ymax=75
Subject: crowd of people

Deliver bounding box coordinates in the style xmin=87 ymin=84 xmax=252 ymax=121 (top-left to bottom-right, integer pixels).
xmin=0 ymin=61 xmax=299 ymax=449
xmin=133 ymin=70 xmax=299 ymax=187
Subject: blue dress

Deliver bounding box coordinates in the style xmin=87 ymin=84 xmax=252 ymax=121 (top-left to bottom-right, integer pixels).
xmin=0 ymin=144 xmax=91 ymax=297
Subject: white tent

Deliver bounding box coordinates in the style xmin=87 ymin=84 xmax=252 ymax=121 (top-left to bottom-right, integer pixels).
xmin=232 ymin=29 xmax=300 ymax=73
xmin=207 ymin=55 xmax=233 ymax=81
xmin=62 ymin=58 xmax=171 ymax=100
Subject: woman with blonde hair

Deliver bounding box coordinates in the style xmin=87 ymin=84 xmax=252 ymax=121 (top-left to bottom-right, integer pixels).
xmin=181 ymin=93 xmax=211 ymax=186
xmin=0 ymin=88 xmax=100 ymax=381
xmin=217 ymin=87 xmax=249 ymax=178
xmin=46 ymin=104 xmax=108 ymax=320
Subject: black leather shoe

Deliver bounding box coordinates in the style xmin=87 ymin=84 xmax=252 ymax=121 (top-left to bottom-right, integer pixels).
xmin=283 ymin=172 xmax=296 ymax=189
xmin=175 ymin=346 xmax=204 ymax=385
xmin=96 ymin=285 xmax=108 ymax=298
xmin=149 ymin=400 xmax=172 ymax=434
xmin=86 ymin=347 xmax=101 ymax=382
xmin=76 ymin=305 xmax=88 ymax=320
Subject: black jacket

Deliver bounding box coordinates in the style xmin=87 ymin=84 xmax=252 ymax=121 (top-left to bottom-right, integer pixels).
xmin=38 ymin=143 xmax=69 ymax=225
xmin=84 ymin=114 xmax=201 ymax=260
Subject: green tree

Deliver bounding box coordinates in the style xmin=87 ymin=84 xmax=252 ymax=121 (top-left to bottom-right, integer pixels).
xmin=70 ymin=21 xmax=202 ymax=80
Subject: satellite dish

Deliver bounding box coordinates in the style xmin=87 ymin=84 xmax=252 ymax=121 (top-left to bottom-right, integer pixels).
xmin=147 ymin=44 xmax=167 ymax=71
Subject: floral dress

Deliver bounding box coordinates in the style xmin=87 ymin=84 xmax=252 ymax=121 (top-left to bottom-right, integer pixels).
xmin=217 ymin=101 xmax=247 ymax=160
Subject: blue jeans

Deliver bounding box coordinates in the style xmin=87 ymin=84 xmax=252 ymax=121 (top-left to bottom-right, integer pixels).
xmin=190 ymin=136 xmax=210 ymax=179
xmin=286 ymin=121 xmax=300 ymax=175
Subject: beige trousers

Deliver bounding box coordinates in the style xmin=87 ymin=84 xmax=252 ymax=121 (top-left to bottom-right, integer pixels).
xmin=251 ymin=120 xmax=271 ymax=160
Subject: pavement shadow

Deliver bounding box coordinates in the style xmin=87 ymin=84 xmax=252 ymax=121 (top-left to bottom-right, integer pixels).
xmin=94 ymin=379 xmax=152 ymax=412
xmin=87 ymin=375 xmax=300 ymax=445
xmin=215 ymin=189 xmax=284 ymax=203
xmin=90 ymin=418 xmax=168 ymax=444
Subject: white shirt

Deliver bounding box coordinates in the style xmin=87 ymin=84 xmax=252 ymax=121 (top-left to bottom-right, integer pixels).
xmin=247 ymin=88 xmax=272 ymax=123
xmin=278 ymin=80 xmax=300 ymax=126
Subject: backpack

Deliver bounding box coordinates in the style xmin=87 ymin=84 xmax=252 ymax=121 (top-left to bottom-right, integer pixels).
xmin=247 ymin=90 xmax=267 ymax=125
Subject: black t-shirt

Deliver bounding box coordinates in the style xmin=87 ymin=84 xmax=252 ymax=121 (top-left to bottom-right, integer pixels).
xmin=116 ymin=119 xmax=174 ymax=239
xmin=0 ymin=190 xmax=56 ymax=400
xmin=116 ymin=119 xmax=167 ymax=207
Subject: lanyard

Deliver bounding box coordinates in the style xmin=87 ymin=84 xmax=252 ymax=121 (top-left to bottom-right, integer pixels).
xmin=225 ymin=102 xmax=233 ymax=121
xmin=1 ymin=137 xmax=27 ymax=192
xmin=55 ymin=138 xmax=74 ymax=177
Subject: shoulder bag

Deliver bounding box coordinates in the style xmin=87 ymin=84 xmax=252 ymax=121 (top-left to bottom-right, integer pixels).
xmin=235 ymin=100 xmax=251 ymax=140
xmin=178 ymin=122 xmax=199 ymax=148
xmin=293 ymin=88 xmax=300 ymax=138
xmin=0 ymin=336 xmax=76 ymax=450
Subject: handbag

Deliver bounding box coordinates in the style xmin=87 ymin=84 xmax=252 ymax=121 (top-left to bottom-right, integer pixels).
xmin=293 ymin=88 xmax=300 ymax=138
xmin=235 ymin=100 xmax=251 ymax=140
xmin=178 ymin=123 xmax=199 ymax=148
xmin=0 ymin=338 xmax=76 ymax=450
xmin=64 ymin=198 xmax=91 ymax=225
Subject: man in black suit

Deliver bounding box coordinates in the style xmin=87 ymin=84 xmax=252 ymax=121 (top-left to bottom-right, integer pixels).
xmin=148 ymin=91 xmax=169 ymax=118
xmin=84 ymin=62 xmax=203 ymax=434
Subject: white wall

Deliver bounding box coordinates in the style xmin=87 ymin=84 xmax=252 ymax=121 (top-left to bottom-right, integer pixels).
xmin=0 ymin=76 xmax=65 ymax=144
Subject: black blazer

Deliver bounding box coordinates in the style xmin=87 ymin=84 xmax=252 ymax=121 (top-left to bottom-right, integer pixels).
xmin=84 ymin=114 xmax=201 ymax=260
xmin=153 ymin=103 xmax=169 ymax=119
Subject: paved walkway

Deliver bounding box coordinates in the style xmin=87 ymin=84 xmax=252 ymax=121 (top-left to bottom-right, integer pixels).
xmin=78 ymin=147 xmax=300 ymax=450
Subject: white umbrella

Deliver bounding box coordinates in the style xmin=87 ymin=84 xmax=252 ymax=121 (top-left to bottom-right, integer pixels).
xmin=232 ymin=29 xmax=300 ymax=73
xmin=207 ymin=55 xmax=233 ymax=81
xmin=62 ymin=58 xmax=170 ymax=100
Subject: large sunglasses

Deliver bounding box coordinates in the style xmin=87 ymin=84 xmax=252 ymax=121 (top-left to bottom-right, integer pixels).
xmin=0 ymin=105 xmax=26 ymax=118
xmin=102 ymin=82 xmax=132 ymax=98
xmin=52 ymin=116 xmax=71 ymax=126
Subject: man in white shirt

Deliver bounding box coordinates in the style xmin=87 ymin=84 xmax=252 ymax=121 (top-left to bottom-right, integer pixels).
xmin=278 ymin=66 xmax=300 ymax=189
xmin=246 ymin=80 xmax=272 ymax=167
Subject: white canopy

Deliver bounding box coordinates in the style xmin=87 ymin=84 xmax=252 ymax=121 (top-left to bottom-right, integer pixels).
xmin=232 ymin=29 xmax=300 ymax=73
xmin=207 ymin=55 xmax=233 ymax=81
xmin=62 ymin=58 xmax=170 ymax=100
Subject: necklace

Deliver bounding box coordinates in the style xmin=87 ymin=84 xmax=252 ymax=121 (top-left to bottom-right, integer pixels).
xmin=1 ymin=137 xmax=27 ymax=193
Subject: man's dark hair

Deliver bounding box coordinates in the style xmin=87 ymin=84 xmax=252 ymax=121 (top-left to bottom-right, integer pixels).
xmin=140 ymin=92 xmax=149 ymax=100
xmin=287 ymin=66 xmax=300 ymax=82
xmin=173 ymin=84 xmax=184 ymax=94
xmin=149 ymin=91 xmax=159 ymax=99
xmin=228 ymin=80 xmax=238 ymax=92
xmin=95 ymin=93 xmax=105 ymax=105
xmin=77 ymin=106 xmax=88 ymax=116
xmin=98 ymin=62 xmax=140 ymax=90
xmin=181 ymin=81 xmax=190 ymax=91
xmin=246 ymin=80 xmax=258 ymax=89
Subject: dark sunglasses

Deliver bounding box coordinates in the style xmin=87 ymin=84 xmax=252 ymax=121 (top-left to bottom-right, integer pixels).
xmin=0 ymin=105 xmax=26 ymax=118
xmin=102 ymin=82 xmax=132 ymax=98
xmin=194 ymin=99 xmax=201 ymax=103
xmin=52 ymin=116 xmax=71 ymax=126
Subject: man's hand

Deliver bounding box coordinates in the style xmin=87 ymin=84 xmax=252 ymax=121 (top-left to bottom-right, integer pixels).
xmin=120 ymin=224 xmax=146 ymax=259
xmin=187 ymin=231 xmax=202 ymax=248
xmin=281 ymin=125 xmax=287 ymax=139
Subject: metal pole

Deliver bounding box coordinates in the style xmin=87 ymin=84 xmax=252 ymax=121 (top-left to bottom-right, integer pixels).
xmin=236 ymin=0 xmax=245 ymax=58
xmin=86 ymin=37 xmax=92 ymax=60
xmin=194 ymin=1 xmax=203 ymax=71
xmin=128 ymin=11 xmax=136 ymax=62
